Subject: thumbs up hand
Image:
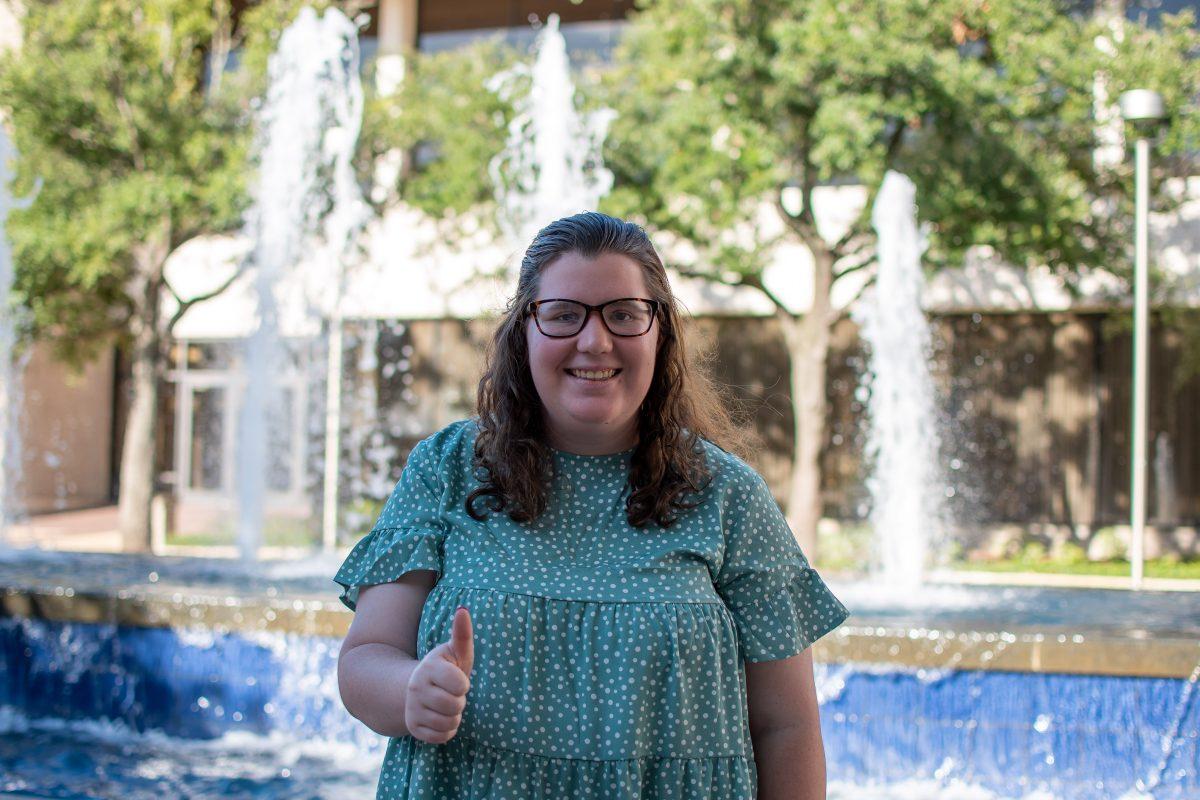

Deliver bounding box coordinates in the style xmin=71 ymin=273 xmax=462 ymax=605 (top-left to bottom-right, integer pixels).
xmin=405 ymin=606 xmax=474 ymax=744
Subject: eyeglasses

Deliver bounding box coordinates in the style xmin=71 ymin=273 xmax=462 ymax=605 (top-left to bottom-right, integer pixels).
xmin=527 ymin=297 xmax=660 ymax=338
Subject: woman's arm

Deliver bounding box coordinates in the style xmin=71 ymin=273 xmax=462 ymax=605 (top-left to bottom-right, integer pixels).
xmin=745 ymin=648 xmax=827 ymax=800
xmin=337 ymin=570 xmax=437 ymax=737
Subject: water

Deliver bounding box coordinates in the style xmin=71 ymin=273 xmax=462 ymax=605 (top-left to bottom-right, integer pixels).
xmin=0 ymin=714 xmax=379 ymax=799
xmin=1135 ymin=658 xmax=1200 ymax=797
xmin=487 ymin=13 xmax=615 ymax=254
xmin=336 ymin=322 xmax=410 ymax=540
xmin=0 ymin=125 xmax=25 ymax=540
xmin=236 ymin=7 xmax=367 ymax=560
xmin=0 ymin=718 xmax=1090 ymax=800
xmin=854 ymin=171 xmax=943 ymax=588
xmin=0 ymin=550 xmax=1197 ymax=798
xmin=0 ymin=611 xmax=1194 ymax=799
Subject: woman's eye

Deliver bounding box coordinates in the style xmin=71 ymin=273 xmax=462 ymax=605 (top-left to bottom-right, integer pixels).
xmin=552 ymin=312 xmax=579 ymax=322
xmin=610 ymin=311 xmax=632 ymax=321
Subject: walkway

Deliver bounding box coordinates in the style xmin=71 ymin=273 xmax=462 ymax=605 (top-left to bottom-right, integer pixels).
xmin=4 ymin=505 xmax=122 ymax=552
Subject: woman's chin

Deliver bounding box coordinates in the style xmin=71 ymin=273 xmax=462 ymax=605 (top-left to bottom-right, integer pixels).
xmin=569 ymin=406 xmax=626 ymax=424
xmin=556 ymin=407 xmax=636 ymax=435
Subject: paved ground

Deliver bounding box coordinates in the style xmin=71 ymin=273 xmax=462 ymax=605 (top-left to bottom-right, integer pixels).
xmin=6 ymin=505 xmax=1200 ymax=592
xmin=0 ymin=541 xmax=1197 ymax=638
xmin=4 ymin=504 xmax=123 ymax=552
xmin=3 ymin=504 xmax=320 ymax=560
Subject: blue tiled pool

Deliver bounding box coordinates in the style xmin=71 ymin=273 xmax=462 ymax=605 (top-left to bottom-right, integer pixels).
xmin=1 ymin=617 xmax=1195 ymax=799
xmin=0 ymin=715 xmax=378 ymax=799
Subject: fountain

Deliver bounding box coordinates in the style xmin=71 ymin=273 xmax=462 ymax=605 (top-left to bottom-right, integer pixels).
xmin=0 ymin=125 xmax=27 ymax=541
xmin=486 ymin=13 xmax=615 ymax=255
xmin=854 ymin=171 xmax=945 ymax=588
xmin=237 ymin=7 xmax=368 ymax=560
xmin=0 ymin=10 xmax=1197 ymax=800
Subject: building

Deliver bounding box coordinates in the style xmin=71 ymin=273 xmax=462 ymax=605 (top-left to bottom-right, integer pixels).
xmin=6 ymin=0 xmax=1200 ymax=554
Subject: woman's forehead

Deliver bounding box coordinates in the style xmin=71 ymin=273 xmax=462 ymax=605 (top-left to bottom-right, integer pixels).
xmin=536 ymin=251 xmax=649 ymax=300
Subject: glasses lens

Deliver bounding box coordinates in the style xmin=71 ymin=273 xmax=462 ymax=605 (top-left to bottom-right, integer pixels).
xmin=602 ymin=300 xmax=655 ymax=336
xmin=536 ymin=300 xmax=587 ymax=336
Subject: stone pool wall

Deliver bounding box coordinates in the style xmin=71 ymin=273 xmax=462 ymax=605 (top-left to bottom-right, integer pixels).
xmin=0 ymin=553 xmax=1197 ymax=798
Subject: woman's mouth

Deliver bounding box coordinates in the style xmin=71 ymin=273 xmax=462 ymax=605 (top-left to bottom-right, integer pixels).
xmin=565 ymin=368 xmax=621 ymax=381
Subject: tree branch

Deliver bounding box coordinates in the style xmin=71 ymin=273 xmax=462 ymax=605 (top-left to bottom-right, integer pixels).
xmin=110 ymin=72 xmax=146 ymax=171
xmin=831 ymin=118 xmax=907 ymax=257
xmin=207 ymin=0 xmax=233 ymax=98
xmin=832 ymin=218 xmax=871 ymax=260
xmin=833 ymin=257 xmax=874 ymax=280
xmin=773 ymin=193 xmax=827 ymax=259
xmin=671 ymin=258 xmax=793 ymax=317
xmin=161 ymin=274 xmax=184 ymax=306
xmin=738 ymin=270 xmax=793 ymax=316
xmin=166 ymin=254 xmax=249 ymax=332
xmin=833 ymin=271 xmax=876 ymax=324
xmin=796 ymin=120 xmax=819 ymax=231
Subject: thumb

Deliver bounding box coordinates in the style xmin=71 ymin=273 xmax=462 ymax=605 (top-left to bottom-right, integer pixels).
xmin=449 ymin=605 xmax=474 ymax=677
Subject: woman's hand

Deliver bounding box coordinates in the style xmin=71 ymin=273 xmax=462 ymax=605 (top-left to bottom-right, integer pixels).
xmin=405 ymin=606 xmax=474 ymax=744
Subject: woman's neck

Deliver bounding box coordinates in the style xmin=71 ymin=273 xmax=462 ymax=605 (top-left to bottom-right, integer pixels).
xmin=546 ymin=421 xmax=638 ymax=455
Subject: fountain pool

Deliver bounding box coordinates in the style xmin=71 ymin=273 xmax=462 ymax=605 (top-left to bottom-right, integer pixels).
xmin=0 ymin=5 xmax=1196 ymax=799
xmin=0 ymin=549 xmax=1194 ymax=799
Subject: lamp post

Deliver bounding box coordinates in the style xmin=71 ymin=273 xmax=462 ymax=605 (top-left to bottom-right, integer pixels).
xmin=1117 ymin=89 xmax=1166 ymax=590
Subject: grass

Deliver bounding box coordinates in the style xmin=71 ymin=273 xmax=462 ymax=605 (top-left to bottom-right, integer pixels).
xmin=165 ymin=518 xmax=318 ymax=549
xmin=815 ymin=524 xmax=1200 ymax=581
xmin=949 ymin=557 xmax=1200 ymax=581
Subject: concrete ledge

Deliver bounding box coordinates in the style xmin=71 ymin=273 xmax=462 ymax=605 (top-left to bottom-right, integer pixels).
xmin=4 ymin=582 xmax=1198 ymax=679
xmin=813 ymin=624 xmax=1200 ymax=679
xmin=1 ymin=586 xmax=347 ymax=638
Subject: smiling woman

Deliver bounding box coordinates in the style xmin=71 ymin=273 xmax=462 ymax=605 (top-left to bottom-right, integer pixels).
xmin=468 ymin=212 xmax=746 ymax=527
xmin=334 ymin=211 xmax=849 ymax=800
xmin=525 ymin=251 xmax=660 ymax=455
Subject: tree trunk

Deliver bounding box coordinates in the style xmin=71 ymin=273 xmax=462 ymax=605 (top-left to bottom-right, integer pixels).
xmin=117 ymin=321 xmax=158 ymax=551
xmin=780 ymin=249 xmax=836 ymax=560
xmin=116 ymin=238 xmax=167 ymax=552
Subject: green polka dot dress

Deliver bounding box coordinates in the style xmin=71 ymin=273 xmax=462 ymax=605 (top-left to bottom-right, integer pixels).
xmin=335 ymin=419 xmax=849 ymax=799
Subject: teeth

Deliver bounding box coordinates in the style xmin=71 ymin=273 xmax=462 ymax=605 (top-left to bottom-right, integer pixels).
xmin=569 ymin=369 xmax=617 ymax=380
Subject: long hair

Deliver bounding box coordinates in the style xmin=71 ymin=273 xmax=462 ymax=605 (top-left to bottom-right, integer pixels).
xmin=467 ymin=211 xmax=746 ymax=528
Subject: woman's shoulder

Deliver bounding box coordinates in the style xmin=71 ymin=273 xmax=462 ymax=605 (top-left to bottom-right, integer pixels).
xmin=409 ymin=419 xmax=479 ymax=470
xmin=695 ymin=436 xmax=766 ymax=494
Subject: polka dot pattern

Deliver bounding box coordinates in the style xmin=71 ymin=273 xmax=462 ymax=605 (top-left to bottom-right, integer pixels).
xmin=334 ymin=419 xmax=849 ymax=799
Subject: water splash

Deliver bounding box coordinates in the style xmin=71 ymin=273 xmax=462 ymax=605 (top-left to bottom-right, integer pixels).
xmin=0 ymin=125 xmax=28 ymax=541
xmin=237 ymin=7 xmax=366 ymax=560
xmin=1132 ymin=647 xmax=1200 ymax=797
xmin=854 ymin=171 xmax=943 ymax=588
xmin=487 ymin=14 xmax=615 ymax=253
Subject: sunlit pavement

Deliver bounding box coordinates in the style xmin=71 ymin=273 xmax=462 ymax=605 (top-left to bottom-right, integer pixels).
xmin=4 ymin=505 xmax=122 ymax=553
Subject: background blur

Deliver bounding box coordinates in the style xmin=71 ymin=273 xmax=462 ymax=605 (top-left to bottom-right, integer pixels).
xmin=1 ymin=4 xmax=1199 ymax=797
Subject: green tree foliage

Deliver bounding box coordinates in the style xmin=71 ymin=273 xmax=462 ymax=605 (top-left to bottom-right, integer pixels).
xmin=357 ymin=39 xmax=519 ymax=224
xmin=0 ymin=0 xmax=255 ymax=364
xmin=0 ymin=0 xmax=366 ymax=362
xmin=605 ymin=0 xmax=1198 ymax=279
xmin=599 ymin=0 xmax=1199 ymax=551
xmin=0 ymin=0 xmax=337 ymax=548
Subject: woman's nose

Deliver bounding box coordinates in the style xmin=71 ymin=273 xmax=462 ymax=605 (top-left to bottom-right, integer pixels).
xmin=576 ymin=311 xmax=613 ymax=353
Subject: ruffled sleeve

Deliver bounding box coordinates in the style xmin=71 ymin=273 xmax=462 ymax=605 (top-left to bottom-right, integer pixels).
xmin=714 ymin=472 xmax=849 ymax=662
xmin=334 ymin=434 xmax=449 ymax=611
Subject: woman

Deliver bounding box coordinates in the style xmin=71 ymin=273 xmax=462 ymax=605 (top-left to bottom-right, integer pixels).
xmin=335 ymin=211 xmax=848 ymax=799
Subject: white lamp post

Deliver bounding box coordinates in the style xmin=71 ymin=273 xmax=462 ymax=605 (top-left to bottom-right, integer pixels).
xmin=1117 ymin=89 xmax=1166 ymax=590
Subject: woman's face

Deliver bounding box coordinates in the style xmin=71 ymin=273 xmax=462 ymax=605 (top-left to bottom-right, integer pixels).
xmin=526 ymin=250 xmax=658 ymax=454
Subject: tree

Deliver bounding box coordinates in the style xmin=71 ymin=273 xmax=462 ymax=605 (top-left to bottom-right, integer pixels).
xmin=599 ymin=0 xmax=1200 ymax=555
xmin=355 ymin=39 xmax=519 ymax=225
xmin=0 ymin=0 xmax=283 ymax=550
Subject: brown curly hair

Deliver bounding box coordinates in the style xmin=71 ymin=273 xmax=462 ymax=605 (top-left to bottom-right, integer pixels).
xmin=467 ymin=211 xmax=747 ymax=528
